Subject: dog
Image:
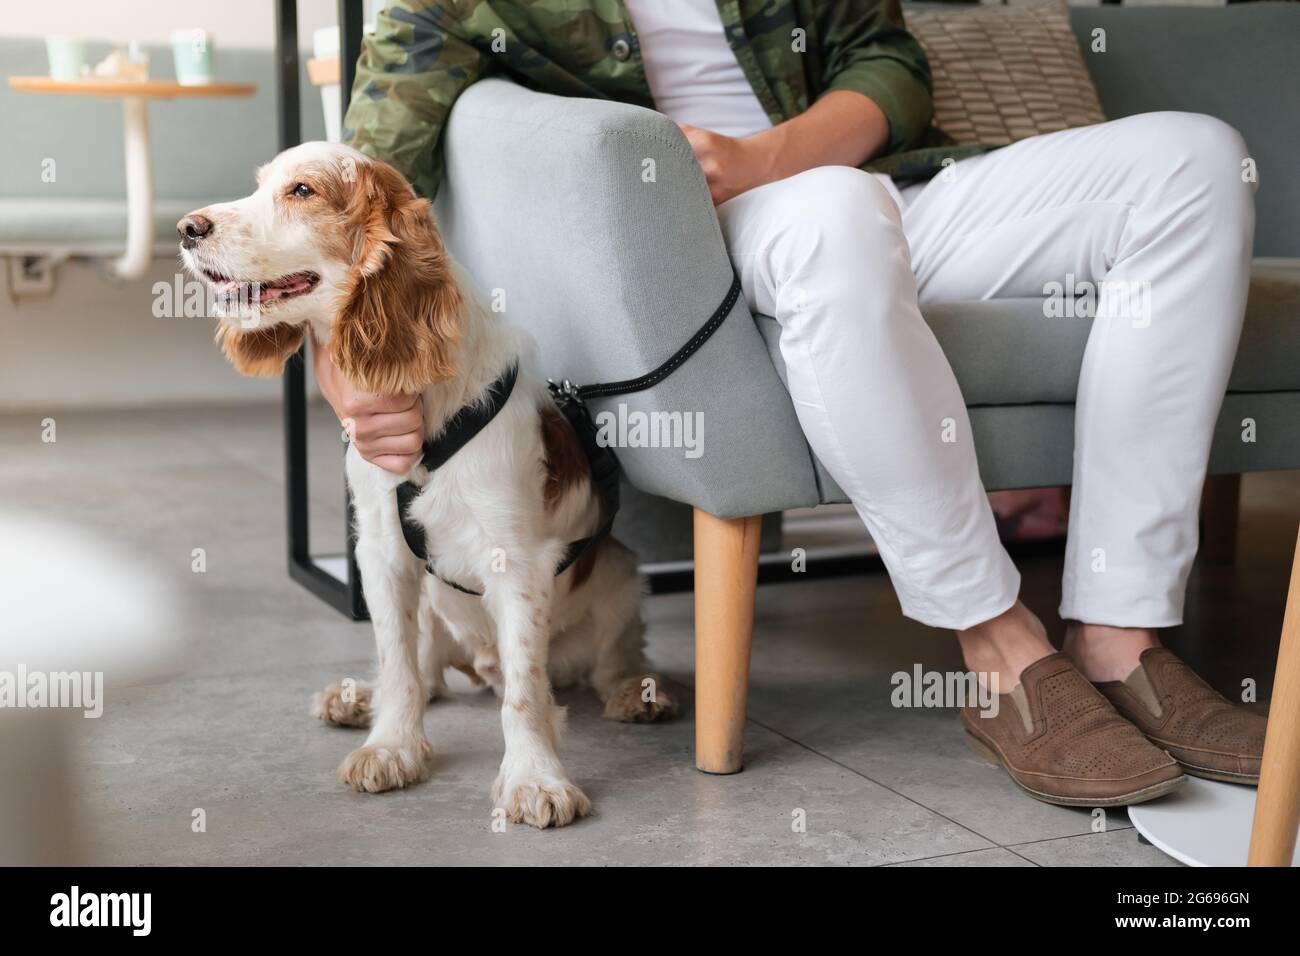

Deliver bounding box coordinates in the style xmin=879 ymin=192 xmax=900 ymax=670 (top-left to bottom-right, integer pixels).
xmin=179 ymin=142 xmax=677 ymax=828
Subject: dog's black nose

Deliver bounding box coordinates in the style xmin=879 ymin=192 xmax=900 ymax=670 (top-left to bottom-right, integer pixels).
xmin=177 ymin=214 xmax=214 ymax=248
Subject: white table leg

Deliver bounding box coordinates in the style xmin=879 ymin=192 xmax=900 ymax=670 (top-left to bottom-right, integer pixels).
xmin=113 ymin=95 xmax=153 ymax=280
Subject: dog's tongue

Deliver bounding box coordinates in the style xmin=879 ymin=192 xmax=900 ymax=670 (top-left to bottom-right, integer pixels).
xmin=260 ymin=273 xmax=314 ymax=301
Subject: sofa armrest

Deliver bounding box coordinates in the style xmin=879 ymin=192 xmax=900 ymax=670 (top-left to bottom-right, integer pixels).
xmin=433 ymin=78 xmax=820 ymax=517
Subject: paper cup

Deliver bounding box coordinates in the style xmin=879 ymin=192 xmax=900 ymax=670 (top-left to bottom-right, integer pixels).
xmin=45 ymin=36 xmax=85 ymax=81
xmin=171 ymin=29 xmax=214 ymax=86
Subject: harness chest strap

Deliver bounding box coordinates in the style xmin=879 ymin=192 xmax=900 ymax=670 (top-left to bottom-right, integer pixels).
xmin=393 ymin=363 xmax=617 ymax=596
xmin=395 ymin=361 xmax=517 ymax=567
xmin=388 ymin=269 xmax=741 ymax=596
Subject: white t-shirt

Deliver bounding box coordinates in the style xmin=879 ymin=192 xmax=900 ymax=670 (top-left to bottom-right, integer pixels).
xmin=623 ymin=0 xmax=904 ymax=207
xmin=624 ymin=0 xmax=774 ymax=138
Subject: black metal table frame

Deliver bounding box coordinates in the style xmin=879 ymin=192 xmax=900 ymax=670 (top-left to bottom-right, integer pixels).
xmin=279 ymin=0 xmax=368 ymax=619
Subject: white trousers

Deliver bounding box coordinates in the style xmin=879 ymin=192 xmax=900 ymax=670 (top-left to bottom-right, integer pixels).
xmin=717 ymin=112 xmax=1256 ymax=630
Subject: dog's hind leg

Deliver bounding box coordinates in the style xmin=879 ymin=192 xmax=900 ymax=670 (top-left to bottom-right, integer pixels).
xmin=595 ymin=615 xmax=680 ymax=723
xmin=311 ymin=593 xmax=459 ymax=729
xmin=311 ymin=679 xmax=375 ymax=728
xmin=417 ymin=583 xmax=449 ymax=702
xmin=417 ymin=586 xmax=485 ymax=699
xmin=588 ymin=555 xmax=679 ymax=723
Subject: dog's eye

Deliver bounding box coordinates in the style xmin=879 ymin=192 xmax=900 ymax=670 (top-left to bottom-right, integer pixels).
xmin=291 ymin=183 xmax=313 ymax=199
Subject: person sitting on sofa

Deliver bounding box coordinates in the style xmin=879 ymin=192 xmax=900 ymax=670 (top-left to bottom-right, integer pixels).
xmin=316 ymin=0 xmax=1266 ymax=806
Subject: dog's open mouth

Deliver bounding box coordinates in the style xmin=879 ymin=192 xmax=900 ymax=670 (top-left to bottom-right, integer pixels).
xmin=202 ymin=268 xmax=320 ymax=304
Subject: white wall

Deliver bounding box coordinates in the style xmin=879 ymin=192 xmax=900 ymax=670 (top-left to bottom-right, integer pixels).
xmin=2 ymin=0 xmax=380 ymax=49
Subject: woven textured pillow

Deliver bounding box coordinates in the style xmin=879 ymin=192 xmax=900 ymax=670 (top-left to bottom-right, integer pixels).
xmin=906 ymin=1 xmax=1106 ymax=146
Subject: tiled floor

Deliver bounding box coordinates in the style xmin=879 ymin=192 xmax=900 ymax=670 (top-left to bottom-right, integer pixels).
xmin=2 ymin=404 xmax=1294 ymax=866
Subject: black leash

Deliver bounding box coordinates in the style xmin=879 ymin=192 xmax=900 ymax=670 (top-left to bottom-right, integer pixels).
xmin=561 ymin=270 xmax=742 ymax=401
xmin=395 ymin=269 xmax=741 ymax=595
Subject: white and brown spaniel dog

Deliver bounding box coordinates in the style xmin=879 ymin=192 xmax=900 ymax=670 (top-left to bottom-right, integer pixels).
xmin=179 ymin=142 xmax=676 ymax=828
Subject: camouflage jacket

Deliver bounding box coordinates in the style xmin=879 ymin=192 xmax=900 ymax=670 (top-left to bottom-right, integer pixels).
xmin=344 ymin=0 xmax=988 ymax=199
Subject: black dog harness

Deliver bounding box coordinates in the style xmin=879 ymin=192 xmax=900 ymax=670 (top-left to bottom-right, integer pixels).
xmin=395 ymin=364 xmax=621 ymax=595
xmin=394 ymin=270 xmax=742 ymax=596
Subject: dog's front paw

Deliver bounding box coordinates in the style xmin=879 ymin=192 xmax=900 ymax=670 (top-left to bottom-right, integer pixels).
xmin=494 ymin=773 xmax=591 ymax=829
xmin=603 ymin=675 xmax=680 ymax=723
xmin=337 ymin=738 xmax=432 ymax=793
xmin=311 ymin=680 xmax=374 ymax=728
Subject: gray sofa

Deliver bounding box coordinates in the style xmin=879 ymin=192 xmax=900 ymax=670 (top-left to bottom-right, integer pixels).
xmin=431 ymin=2 xmax=1300 ymax=782
xmin=0 ymin=40 xmax=325 ymax=257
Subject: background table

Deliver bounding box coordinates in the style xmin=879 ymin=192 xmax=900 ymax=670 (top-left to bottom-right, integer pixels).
xmin=6 ymin=76 xmax=256 ymax=280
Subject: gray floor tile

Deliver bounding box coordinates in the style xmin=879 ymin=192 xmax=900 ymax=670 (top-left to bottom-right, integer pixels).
xmin=888 ymin=847 xmax=1036 ymax=867
xmin=3 ymin=405 xmax=1293 ymax=866
xmin=1009 ymin=828 xmax=1184 ymax=867
xmin=643 ymin=576 xmax=1138 ymax=846
xmin=75 ymin=664 xmax=992 ymax=866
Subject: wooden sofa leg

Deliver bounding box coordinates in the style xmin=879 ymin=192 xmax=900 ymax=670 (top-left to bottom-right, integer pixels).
xmin=1202 ymin=474 xmax=1241 ymax=564
xmin=694 ymin=510 xmax=762 ymax=775
xmin=1248 ymin=525 xmax=1300 ymax=866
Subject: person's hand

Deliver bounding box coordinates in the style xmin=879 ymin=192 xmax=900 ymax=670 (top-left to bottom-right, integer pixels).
xmin=311 ymin=331 xmax=424 ymax=475
xmin=677 ymin=93 xmax=891 ymax=206
xmin=678 ymin=123 xmax=778 ymax=205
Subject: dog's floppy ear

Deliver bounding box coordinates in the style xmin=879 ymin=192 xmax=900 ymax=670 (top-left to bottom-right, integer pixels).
xmin=215 ymin=322 xmax=305 ymax=377
xmin=330 ymin=160 xmax=462 ymax=394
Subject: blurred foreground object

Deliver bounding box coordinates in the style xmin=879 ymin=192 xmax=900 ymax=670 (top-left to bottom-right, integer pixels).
xmin=0 ymin=512 xmax=181 ymax=865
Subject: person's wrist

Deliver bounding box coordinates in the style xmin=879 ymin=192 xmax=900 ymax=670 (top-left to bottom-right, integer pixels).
xmin=318 ymin=372 xmax=343 ymax=421
xmin=743 ymin=126 xmax=789 ymax=192
xmin=311 ymin=341 xmax=347 ymax=421
xmin=309 ymin=336 xmax=334 ymax=400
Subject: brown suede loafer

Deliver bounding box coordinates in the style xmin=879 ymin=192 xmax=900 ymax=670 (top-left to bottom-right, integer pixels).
xmin=960 ymin=653 xmax=1184 ymax=807
xmin=1095 ymin=647 xmax=1266 ymax=785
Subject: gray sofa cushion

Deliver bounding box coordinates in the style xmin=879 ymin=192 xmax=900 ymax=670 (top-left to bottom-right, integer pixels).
xmin=805 ymin=392 xmax=1300 ymax=503
xmin=1069 ymin=5 xmax=1300 ymax=258
xmin=753 ymin=268 xmax=1300 ymax=407
xmin=754 ymin=268 xmax=1300 ymax=503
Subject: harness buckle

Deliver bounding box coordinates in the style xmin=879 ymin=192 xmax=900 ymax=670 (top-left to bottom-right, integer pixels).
xmin=546 ymin=378 xmax=583 ymax=405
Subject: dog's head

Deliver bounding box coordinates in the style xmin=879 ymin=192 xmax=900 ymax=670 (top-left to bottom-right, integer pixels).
xmin=178 ymin=142 xmax=461 ymax=393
